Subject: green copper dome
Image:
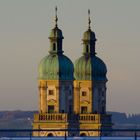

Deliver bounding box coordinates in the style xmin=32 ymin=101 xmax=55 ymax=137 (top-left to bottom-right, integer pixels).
xmin=39 ymin=54 xmax=74 ymax=80
xmin=74 ymin=15 xmax=107 ymax=81
xmin=74 ymin=55 xmax=107 ymax=81
xmin=39 ymin=8 xmax=74 ymax=81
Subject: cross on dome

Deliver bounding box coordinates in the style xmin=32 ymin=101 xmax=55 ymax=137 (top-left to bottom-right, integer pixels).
xmin=55 ymin=6 xmax=58 ymax=27
xmin=88 ymin=9 xmax=91 ymax=29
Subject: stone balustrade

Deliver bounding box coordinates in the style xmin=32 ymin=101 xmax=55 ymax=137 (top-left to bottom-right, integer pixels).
xmin=34 ymin=113 xmax=111 ymax=124
xmin=79 ymin=114 xmax=100 ymax=123
xmin=34 ymin=113 xmax=67 ymax=122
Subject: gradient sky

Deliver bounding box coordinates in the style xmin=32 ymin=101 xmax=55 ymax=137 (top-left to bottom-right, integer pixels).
xmin=0 ymin=0 xmax=140 ymax=114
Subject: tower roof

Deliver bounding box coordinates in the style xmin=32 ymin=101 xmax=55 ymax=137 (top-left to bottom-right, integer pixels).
xmin=38 ymin=7 xmax=73 ymax=80
xmin=82 ymin=9 xmax=96 ymax=42
xmin=74 ymin=10 xmax=107 ymax=81
xmin=49 ymin=27 xmax=64 ymax=40
xmin=74 ymin=55 xmax=107 ymax=81
xmin=82 ymin=29 xmax=96 ymax=42
xmin=49 ymin=7 xmax=64 ymax=40
xmin=39 ymin=54 xmax=74 ymax=80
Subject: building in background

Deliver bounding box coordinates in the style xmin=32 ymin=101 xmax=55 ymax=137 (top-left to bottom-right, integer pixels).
xmin=33 ymin=8 xmax=112 ymax=137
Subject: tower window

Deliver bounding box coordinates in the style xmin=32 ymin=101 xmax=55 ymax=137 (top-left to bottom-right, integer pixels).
xmin=102 ymin=106 xmax=105 ymax=114
xmin=48 ymin=90 xmax=54 ymax=95
xmin=69 ymin=90 xmax=72 ymax=95
xmin=86 ymin=45 xmax=89 ymax=53
xmin=47 ymin=133 xmax=54 ymax=137
xmin=53 ymin=43 xmax=56 ymax=51
xmin=48 ymin=105 xmax=54 ymax=113
xmin=81 ymin=106 xmax=87 ymax=114
xmin=69 ymin=105 xmax=72 ymax=113
xmin=82 ymin=91 xmax=87 ymax=96
xmin=102 ymin=92 xmax=104 ymax=96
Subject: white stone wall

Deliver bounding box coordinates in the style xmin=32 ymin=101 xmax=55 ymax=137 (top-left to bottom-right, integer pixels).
xmin=39 ymin=81 xmax=73 ymax=114
xmin=80 ymin=87 xmax=90 ymax=113
xmin=46 ymin=85 xmax=57 ymax=112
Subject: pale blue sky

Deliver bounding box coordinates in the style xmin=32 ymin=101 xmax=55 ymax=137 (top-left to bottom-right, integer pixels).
xmin=0 ymin=0 xmax=140 ymax=114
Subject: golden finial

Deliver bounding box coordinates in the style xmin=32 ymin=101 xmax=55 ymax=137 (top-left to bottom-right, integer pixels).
xmin=88 ymin=9 xmax=91 ymax=29
xmin=55 ymin=6 xmax=58 ymax=27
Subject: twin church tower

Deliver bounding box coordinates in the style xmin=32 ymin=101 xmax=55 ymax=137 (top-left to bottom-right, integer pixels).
xmin=33 ymin=8 xmax=112 ymax=137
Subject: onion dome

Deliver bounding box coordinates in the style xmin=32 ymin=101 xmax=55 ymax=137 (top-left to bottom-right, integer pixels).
xmin=74 ymin=55 xmax=107 ymax=81
xmin=74 ymin=10 xmax=107 ymax=81
xmin=39 ymin=54 xmax=73 ymax=80
xmin=38 ymin=7 xmax=74 ymax=80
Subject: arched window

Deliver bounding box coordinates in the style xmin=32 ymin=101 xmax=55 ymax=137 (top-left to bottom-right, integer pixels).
xmin=53 ymin=43 xmax=56 ymax=51
xmin=86 ymin=45 xmax=89 ymax=53
xmin=80 ymin=133 xmax=87 ymax=137
xmin=47 ymin=133 xmax=54 ymax=137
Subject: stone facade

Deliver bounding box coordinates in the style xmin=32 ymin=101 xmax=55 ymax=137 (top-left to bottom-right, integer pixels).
xmin=32 ymin=9 xmax=112 ymax=137
xmin=38 ymin=80 xmax=73 ymax=114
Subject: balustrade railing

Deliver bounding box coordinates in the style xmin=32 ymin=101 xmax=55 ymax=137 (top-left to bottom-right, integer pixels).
xmin=34 ymin=113 xmax=67 ymax=122
xmin=79 ymin=114 xmax=100 ymax=123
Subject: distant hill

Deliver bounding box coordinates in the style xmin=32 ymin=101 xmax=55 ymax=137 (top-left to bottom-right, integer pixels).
xmin=108 ymin=111 xmax=140 ymax=124
xmin=0 ymin=110 xmax=139 ymax=137
xmin=0 ymin=110 xmax=140 ymax=129
xmin=0 ymin=111 xmax=37 ymax=129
